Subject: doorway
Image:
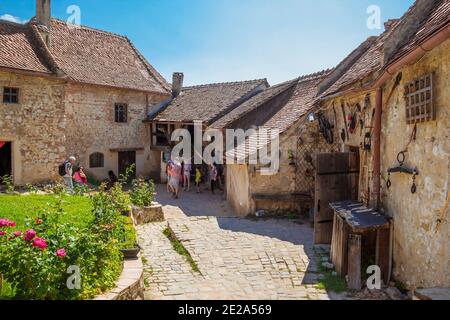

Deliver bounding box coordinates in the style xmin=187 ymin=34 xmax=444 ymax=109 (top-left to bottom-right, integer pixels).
xmin=118 ymin=151 xmax=136 ymax=180
xmin=313 ymin=152 xmax=360 ymax=244
xmin=0 ymin=141 xmax=12 ymax=180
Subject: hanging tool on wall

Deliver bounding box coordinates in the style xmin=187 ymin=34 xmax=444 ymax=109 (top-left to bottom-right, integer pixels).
xmin=386 ymin=150 xmax=419 ymax=194
xmin=340 ymin=103 xmax=349 ymax=141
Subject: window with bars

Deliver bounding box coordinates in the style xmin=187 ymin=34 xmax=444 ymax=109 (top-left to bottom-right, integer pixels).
xmin=114 ymin=103 xmax=128 ymax=123
xmin=404 ymin=73 xmax=435 ymax=124
xmin=3 ymin=87 xmax=19 ymax=104
xmin=89 ymin=152 xmax=104 ymax=168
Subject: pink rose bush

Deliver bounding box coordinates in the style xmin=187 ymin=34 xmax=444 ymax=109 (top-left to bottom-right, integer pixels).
xmin=56 ymin=248 xmax=66 ymax=258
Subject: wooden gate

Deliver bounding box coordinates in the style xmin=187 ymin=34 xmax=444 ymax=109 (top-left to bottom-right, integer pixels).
xmin=314 ymin=152 xmax=359 ymax=244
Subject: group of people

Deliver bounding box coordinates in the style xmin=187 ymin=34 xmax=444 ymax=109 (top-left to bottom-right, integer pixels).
xmin=166 ymin=159 xmax=224 ymax=199
xmin=62 ymin=156 xmax=88 ymax=193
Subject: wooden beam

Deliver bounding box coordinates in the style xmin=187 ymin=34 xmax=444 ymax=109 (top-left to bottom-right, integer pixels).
xmin=347 ymin=234 xmax=362 ymax=290
xmin=376 ymin=227 xmax=391 ymax=285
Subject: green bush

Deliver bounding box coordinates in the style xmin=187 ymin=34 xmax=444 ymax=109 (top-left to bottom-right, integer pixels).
xmin=130 ymin=178 xmax=155 ymax=207
xmin=0 ymin=191 xmax=125 ymax=300
xmin=110 ymin=183 xmax=131 ymax=215
xmin=0 ymin=175 xmax=14 ymax=194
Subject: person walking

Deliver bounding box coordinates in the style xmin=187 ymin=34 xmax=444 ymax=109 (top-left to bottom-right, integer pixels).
xmin=195 ymin=166 xmax=202 ymax=193
xmin=64 ymin=156 xmax=76 ymax=194
xmin=171 ymin=160 xmax=182 ymax=199
xmin=183 ymin=161 xmax=192 ymax=192
xmin=210 ymin=163 xmax=218 ymax=194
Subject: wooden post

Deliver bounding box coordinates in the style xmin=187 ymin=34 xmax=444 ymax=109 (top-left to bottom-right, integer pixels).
xmin=347 ymin=234 xmax=362 ymax=290
xmin=376 ymin=227 xmax=391 ymax=285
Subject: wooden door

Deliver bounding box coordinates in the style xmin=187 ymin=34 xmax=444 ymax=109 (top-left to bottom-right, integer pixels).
xmin=314 ymin=152 xmax=359 ymax=244
xmin=118 ymin=151 xmax=136 ymax=180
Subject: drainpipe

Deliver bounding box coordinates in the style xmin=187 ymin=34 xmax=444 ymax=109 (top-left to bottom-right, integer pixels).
xmin=372 ymin=87 xmax=383 ymax=210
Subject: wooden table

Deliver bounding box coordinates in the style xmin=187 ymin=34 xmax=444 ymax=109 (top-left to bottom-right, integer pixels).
xmin=329 ymin=201 xmax=391 ymax=290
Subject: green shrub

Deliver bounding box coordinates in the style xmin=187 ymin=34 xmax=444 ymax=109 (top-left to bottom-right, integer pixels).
xmin=130 ymin=178 xmax=155 ymax=207
xmin=110 ymin=183 xmax=131 ymax=215
xmin=25 ymin=184 xmax=39 ymax=194
xmin=0 ymin=175 xmax=14 ymax=194
xmin=0 ymin=192 xmax=125 ymax=300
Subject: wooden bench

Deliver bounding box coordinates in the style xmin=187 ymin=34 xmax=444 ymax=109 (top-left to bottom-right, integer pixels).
xmin=329 ymin=201 xmax=391 ymax=290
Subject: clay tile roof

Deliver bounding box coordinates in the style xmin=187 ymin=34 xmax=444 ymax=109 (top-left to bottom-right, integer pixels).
xmin=152 ymin=79 xmax=269 ymax=124
xmin=263 ymin=70 xmax=331 ymax=133
xmin=387 ymin=0 xmax=450 ymax=65
xmin=46 ymin=19 xmax=170 ymax=93
xmin=210 ymin=78 xmax=299 ymax=129
xmin=319 ymin=25 xmax=398 ymax=98
xmin=230 ymin=70 xmax=331 ymax=161
xmin=0 ymin=20 xmax=51 ymax=74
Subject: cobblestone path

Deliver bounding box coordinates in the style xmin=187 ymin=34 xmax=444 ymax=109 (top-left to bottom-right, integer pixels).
xmin=137 ymin=202 xmax=336 ymax=300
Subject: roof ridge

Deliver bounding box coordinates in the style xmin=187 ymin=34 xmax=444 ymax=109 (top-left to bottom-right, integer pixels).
xmin=0 ymin=18 xmax=27 ymax=27
xmin=125 ymin=37 xmax=171 ymax=93
xmin=48 ymin=18 xmax=128 ymax=39
xmin=183 ymin=78 xmax=268 ymax=90
xmin=295 ymin=68 xmax=334 ymax=83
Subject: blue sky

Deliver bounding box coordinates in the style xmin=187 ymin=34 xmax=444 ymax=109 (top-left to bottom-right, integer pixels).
xmin=0 ymin=0 xmax=414 ymax=86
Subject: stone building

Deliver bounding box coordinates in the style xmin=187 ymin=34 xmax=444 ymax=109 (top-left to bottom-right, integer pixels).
xmin=0 ymin=0 xmax=170 ymax=185
xmin=314 ymin=0 xmax=449 ymax=289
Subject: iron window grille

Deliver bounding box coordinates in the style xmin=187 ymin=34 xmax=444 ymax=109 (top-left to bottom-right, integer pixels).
xmin=404 ymin=73 xmax=435 ymax=124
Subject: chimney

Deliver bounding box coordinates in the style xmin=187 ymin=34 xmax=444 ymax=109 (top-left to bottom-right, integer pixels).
xmin=172 ymin=72 xmax=184 ymax=98
xmin=36 ymin=0 xmax=51 ymax=27
xmin=35 ymin=0 xmax=51 ymax=46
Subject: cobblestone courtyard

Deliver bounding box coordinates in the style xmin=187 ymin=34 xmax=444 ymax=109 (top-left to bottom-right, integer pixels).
xmin=137 ymin=185 xmax=338 ymax=300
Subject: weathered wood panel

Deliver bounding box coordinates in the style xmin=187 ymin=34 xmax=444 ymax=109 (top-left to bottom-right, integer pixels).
xmin=314 ymin=153 xmax=359 ymax=244
xmin=347 ymin=234 xmax=362 ymax=290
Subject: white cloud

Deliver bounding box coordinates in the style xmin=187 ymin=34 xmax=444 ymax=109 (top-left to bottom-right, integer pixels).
xmin=0 ymin=14 xmax=28 ymax=24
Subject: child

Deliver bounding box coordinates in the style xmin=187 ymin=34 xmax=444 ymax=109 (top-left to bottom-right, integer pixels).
xmin=195 ymin=166 xmax=202 ymax=193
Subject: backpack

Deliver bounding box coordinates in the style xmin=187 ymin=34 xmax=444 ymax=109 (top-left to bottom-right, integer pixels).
xmin=58 ymin=161 xmax=68 ymax=177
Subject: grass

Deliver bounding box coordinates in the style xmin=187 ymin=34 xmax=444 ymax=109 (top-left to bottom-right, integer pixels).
xmin=0 ymin=194 xmax=93 ymax=229
xmin=0 ymin=194 xmax=94 ymax=299
xmin=162 ymin=227 xmax=201 ymax=274
xmin=314 ymin=252 xmax=347 ymax=293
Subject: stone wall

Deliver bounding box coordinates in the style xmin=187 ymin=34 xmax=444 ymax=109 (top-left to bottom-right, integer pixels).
xmin=0 ymin=71 xmax=66 ymax=185
xmin=381 ymin=39 xmax=449 ymax=289
xmin=227 ymin=164 xmax=251 ymax=216
xmin=64 ymin=83 xmax=168 ymax=181
xmin=319 ymin=39 xmax=449 ymax=289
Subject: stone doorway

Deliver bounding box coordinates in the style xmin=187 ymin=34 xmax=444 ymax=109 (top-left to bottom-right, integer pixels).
xmin=118 ymin=151 xmax=136 ymax=179
xmin=0 ymin=141 xmax=12 ymax=179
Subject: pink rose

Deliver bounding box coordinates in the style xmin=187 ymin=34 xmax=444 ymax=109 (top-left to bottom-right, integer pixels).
xmin=0 ymin=218 xmax=16 ymax=228
xmin=13 ymin=231 xmax=22 ymax=237
xmin=35 ymin=218 xmax=43 ymax=225
xmin=24 ymin=229 xmax=37 ymax=241
xmin=56 ymin=248 xmax=66 ymax=258
xmin=0 ymin=231 xmax=5 ymax=236
xmin=32 ymin=237 xmax=47 ymax=250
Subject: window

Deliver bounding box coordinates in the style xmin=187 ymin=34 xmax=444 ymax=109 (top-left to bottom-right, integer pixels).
xmin=114 ymin=103 xmax=128 ymax=123
xmin=89 ymin=152 xmax=104 ymax=168
xmin=404 ymin=73 xmax=435 ymax=124
xmin=154 ymin=124 xmax=172 ymax=146
xmin=3 ymin=88 xmax=19 ymax=104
